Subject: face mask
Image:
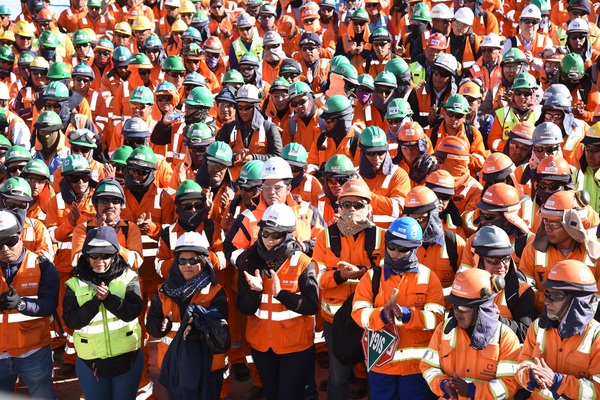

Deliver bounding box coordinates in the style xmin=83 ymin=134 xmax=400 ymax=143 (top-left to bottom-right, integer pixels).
xmin=176 ymin=204 xmax=207 ymax=228
xmin=264 ymin=47 xmax=286 ymax=63
xmin=41 ymin=48 xmax=56 ymax=61
xmin=544 ymin=65 xmax=559 ymax=83
xmin=340 ymin=205 xmax=370 ymax=224
xmin=384 ymin=247 xmax=419 ymax=274
xmin=124 ymin=169 xmax=155 ymax=192
xmin=37 ymin=130 xmax=59 ymax=149
xmin=0 ymin=69 xmax=10 ymax=79
xmin=95 ymin=53 xmax=110 ymax=67
xmin=205 ymin=55 xmax=219 ymax=70
xmin=409 ymin=23 xmax=426 ymax=35
xmin=354 ymin=89 xmax=372 ymax=105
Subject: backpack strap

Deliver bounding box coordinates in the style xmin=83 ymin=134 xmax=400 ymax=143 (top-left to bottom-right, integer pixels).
xmin=444 ymin=230 xmax=459 ymax=272
xmin=371 ymin=265 xmax=382 ymax=302
xmin=430 ymin=122 xmax=441 ymax=149
xmin=328 ymin=224 xmax=342 ymax=258
xmin=364 ymin=226 xmax=378 ymax=268
xmin=514 ymin=233 xmax=528 ymax=258
xmin=510 ymin=37 xmax=518 ymax=48
xmin=203 ymin=217 xmax=215 ymax=246
xmin=160 ymin=226 xmax=171 ymax=250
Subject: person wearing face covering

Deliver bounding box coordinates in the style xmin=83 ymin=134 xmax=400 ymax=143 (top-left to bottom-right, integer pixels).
xmin=31 ymin=111 xmax=70 ymax=176
xmin=516 ymin=260 xmax=600 ymax=398
xmin=351 ymin=216 xmax=444 ymax=399
xmin=399 ymin=2 xmax=432 ymax=62
xmin=237 ymin=204 xmax=319 ymax=400
xmin=368 ymin=71 xmax=399 ymax=130
xmin=358 ymin=126 xmax=410 ymax=229
xmin=169 ymin=122 xmax=215 ymax=192
xmin=420 ymin=268 xmax=522 ymax=399
xmin=518 ymin=190 xmax=600 ymax=313
xmin=63 ymin=227 xmax=143 ymax=400
xmin=261 ymin=32 xmax=287 ymax=85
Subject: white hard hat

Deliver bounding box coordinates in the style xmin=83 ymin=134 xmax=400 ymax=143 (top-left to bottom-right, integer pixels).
xmin=567 ymin=18 xmax=589 ymax=34
xmin=175 ymin=231 xmax=210 ymax=256
xmin=259 ymin=156 xmax=293 ymax=180
xmin=454 ymin=7 xmax=474 ymax=25
xmin=434 ymin=53 xmax=458 ymax=75
xmin=430 ymin=4 xmax=453 ymax=19
xmin=0 ymin=82 xmax=9 ymax=100
xmin=259 ymin=203 xmax=296 ymax=232
xmin=236 ymin=84 xmax=262 ymax=103
xmin=164 ymin=0 xmax=180 ymax=7
xmin=481 ymin=33 xmax=503 ymax=48
xmin=520 ymin=4 xmax=541 ymax=20
xmin=0 ymin=210 xmax=21 ymax=238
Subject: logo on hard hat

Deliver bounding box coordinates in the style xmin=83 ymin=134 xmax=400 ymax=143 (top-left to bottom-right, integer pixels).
xmin=388 ymin=106 xmax=398 ymax=115
xmin=431 ymin=39 xmax=440 ymax=46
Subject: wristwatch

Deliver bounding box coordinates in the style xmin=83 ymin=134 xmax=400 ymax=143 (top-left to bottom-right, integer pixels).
xmin=17 ymin=300 xmax=26 ymax=312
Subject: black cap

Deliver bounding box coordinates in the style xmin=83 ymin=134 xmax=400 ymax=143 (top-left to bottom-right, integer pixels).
xmin=83 ymin=226 xmax=120 ymax=255
xmin=299 ymin=32 xmax=321 ymax=47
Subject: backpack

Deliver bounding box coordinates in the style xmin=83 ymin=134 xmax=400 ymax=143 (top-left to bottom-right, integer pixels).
xmin=444 ymin=230 xmax=459 ymax=272
xmin=330 ymin=224 xmax=380 ymax=365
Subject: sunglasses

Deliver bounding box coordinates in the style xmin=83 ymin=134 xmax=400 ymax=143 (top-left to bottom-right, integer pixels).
xmin=453 ymin=304 xmax=474 ymax=313
xmin=479 ymin=212 xmax=499 ymax=222
xmin=437 ymin=193 xmax=453 ymax=202
xmin=373 ymin=42 xmax=389 ymax=47
xmin=544 ymin=113 xmax=563 ymax=122
xmin=145 ymin=48 xmax=161 ymax=53
xmin=67 ymin=174 xmax=91 ymax=183
xmin=180 ymin=201 xmax=204 ymax=211
xmin=520 ymin=18 xmax=539 ymax=25
xmin=569 ymin=34 xmax=587 ymax=40
xmin=282 ymin=73 xmax=300 ymax=80
xmin=70 ymin=145 xmax=92 ymax=154
xmin=262 ymin=230 xmax=286 ymax=240
xmin=240 ymin=186 xmax=259 ymax=193
xmin=96 ymin=50 xmax=111 ymax=56
xmin=0 ymin=235 xmax=19 ymax=247
xmin=237 ymin=105 xmax=254 ymax=111
xmin=290 ymin=165 xmax=303 ymax=174
xmin=328 ymin=177 xmax=350 ymax=186
xmin=178 ymin=256 xmax=202 ymax=266
xmin=88 ymin=6 xmax=100 ymax=10
xmin=157 ymin=95 xmax=172 ymax=102
xmin=386 ymin=242 xmax=411 ymax=252
xmin=138 ymin=69 xmax=151 ymax=75
xmin=45 ymin=102 xmax=62 ymax=110
xmin=211 ymin=4 xmax=223 ymax=8
xmin=303 ymin=18 xmax=317 ymax=25
xmin=3 ymin=201 xmax=28 ymax=210
xmin=116 ymin=33 xmax=131 ymax=39
xmin=533 ymin=145 xmax=559 ymax=154
xmin=129 ymin=167 xmax=151 ymax=175
xmin=536 ymin=181 xmax=562 ymax=192
xmin=433 ymin=69 xmax=451 ymax=78
xmin=365 ymin=150 xmax=386 ymax=157
xmin=354 ymin=21 xmax=367 ymax=26
xmin=341 ymin=200 xmax=367 ymax=210
xmin=74 ymin=43 xmax=91 ymax=49
xmin=130 ymin=103 xmax=149 ymax=110
xmin=74 ymin=77 xmax=91 ymax=83
xmin=514 ymin=90 xmax=533 ymax=97
xmin=290 ymin=98 xmax=308 ymax=108
xmin=544 ymin=291 xmax=569 ymax=302
xmin=503 ymin=65 xmax=521 ymax=72
xmin=445 ymin=111 xmax=464 ymax=119
xmin=585 ymin=145 xmax=600 ymax=154
xmin=169 ymin=72 xmax=185 ymax=78
xmin=88 ymin=253 xmax=114 ymax=260
xmin=188 ymin=145 xmax=208 ymax=153
xmin=569 ymin=10 xmax=587 ymax=16
xmin=238 ymin=26 xmax=253 ymax=32
xmin=433 ymin=19 xmax=453 ymax=25
xmin=325 ymin=117 xmax=339 ymax=124
xmin=301 ymin=46 xmax=319 ymax=52
xmin=96 ymin=198 xmax=122 ymax=205
xmin=7 ymin=165 xmax=25 ymax=174
xmin=376 ymin=87 xmax=393 ymax=95
xmin=407 ymin=214 xmax=429 ymax=224
xmin=483 ymin=255 xmax=511 ymax=265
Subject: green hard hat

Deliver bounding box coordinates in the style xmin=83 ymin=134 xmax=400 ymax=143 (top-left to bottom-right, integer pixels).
xmin=184 ymin=71 xmax=206 ymax=87
xmin=130 ymin=86 xmax=155 ymax=104
xmin=163 ymin=55 xmax=186 ymax=71
xmin=110 ymin=145 xmax=134 ymax=166
xmin=530 ymin=0 xmax=550 ymax=13
xmin=181 ymin=43 xmax=204 ymax=59
xmin=351 ymin=8 xmax=369 ymax=22
xmin=384 ymin=57 xmax=410 ymax=76
xmin=444 ymin=94 xmax=470 ymax=115
xmin=175 ymin=179 xmax=206 ymax=202
xmin=129 ymin=52 xmax=152 ymax=67
xmin=87 ymin=0 xmax=102 ymax=7
xmin=0 ymin=5 xmax=11 ymax=15
xmin=270 ymin=77 xmax=290 ymax=92
xmin=68 ymin=128 xmax=97 ymax=148
xmin=34 ymin=110 xmax=63 ymax=131
xmin=511 ymin=72 xmax=538 ymax=90
xmin=222 ymin=69 xmax=244 ymax=85
xmin=385 ymin=98 xmax=413 ymax=119
xmin=282 ymin=143 xmax=308 ymax=167
xmin=322 ymin=95 xmax=352 ymax=119
xmin=39 ymin=30 xmax=59 ymax=49
xmin=185 ymin=122 xmax=214 ymax=145
xmin=96 ymin=38 xmax=115 ymax=51
xmin=0 ymin=133 xmax=11 ymax=150
xmin=330 ymin=55 xmax=350 ymax=70
xmin=411 ymin=2 xmax=431 ymax=23
xmin=560 ymin=53 xmax=584 ymax=80
xmin=22 ymin=159 xmax=50 ymax=179
xmin=144 ymin=35 xmax=162 ymax=49
xmin=370 ymin=27 xmax=392 ymax=43
xmin=359 ymin=126 xmax=388 ymax=151
xmin=239 ymin=52 xmax=260 ymax=67
xmin=72 ymin=63 xmax=94 ymax=79
xmin=43 ymin=81 xmax=69 ymax=100
xmin=205 ymin=141 xmax=233 ymax=166
xmin=358 ymin=74 xmax=375 ymax=90
xmin=237 ymin=160 xmax=264 ymax=187
xmin=47 ymin=62 xmax=71 ymax=80
xmin=127 ymin=145 xmax=157 ymax=169
xmin=5 ymin=145 xmax=32 ymax=165
xmin=182 ymin=27 xmax=202 ymax=41
xmin=156 ymin=81 xmax=178 ymax=94
xmin=93 ymin=178 xmax=125 ymax=201
xmin=61 ymin=154 xmax=92 ymax=176
xmin=113 ymin=46 xmax=132 ymax=65
xmin=375 ymin=70 xmax=398 ymax=88
xmin=0 ymin=46 xmax=14 ymax=64
xmin=0 ymin=176 xmax=32 ymax=201
xmin=18 ymin=51 xmax=35 ymax=66
xmin=185 ymin=86 xmax=214 ymax=107
xmin=324 ymin=154 xmax=355 ymax=175
xmin=331 ymin=62 xmax=358 ymax=83
xmin=288 ymin=81 xmax=313 ymax=99
xmin=72 ymin=29 xmax=91 ymax=45
xmin=502 ymin=47 xmax=527 ymax=65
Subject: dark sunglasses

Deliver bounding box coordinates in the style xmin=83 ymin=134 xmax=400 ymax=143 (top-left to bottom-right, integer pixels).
xmin=354 ymin=21 xmax=367 ymax=26
xmin=483 ymin=255 xmax=512 ymax=265
xmin=180 ymin=201 xmax=204 ymax=211
xmin=514 ymin=90 xmax=533 ymax=97
xmin=237 ymin=105 xmax=254 ymax=111
xmin=445 ymin=111 xmax=464 ymax=119
xmin=3 ymin=201 xmax=28 ymax=210
xmin=169 ymin=71 xmax=185 ymax=78
xmin=71 ymin=145 xmax=93 ymax=154
xmin=188 ymin=145 xmax=208 ymax=153
xmin=74 ymin=43 xmax=91 ymax=49
xmin=387 ymin=118 xmax=403 ymax=124
xmin=240 ymin=186 xmax=259 ymax=193
xmin=0 ymin=235 xmax=19 ymax=247
xmin=290 ymin=98 xmax=308 ymax=108
xmin=479 ymin=212 xmax=499 ymax=222
xmin=67 ymin=174 xmax=91 ymax=183
xmin=96 ymin=50 xmax=111 ymax=56
xmin=569 ymin=34 xmax=587 ymax=40
xmin=544 ymin=291 xmax=569 ymax=302
xmin=373 ymin=42 xmax=389 ymax=47
xmin=536 ymin=181 xmax=562 ymax=192
xmin=130 ymin=103 xmax=149 ymax=110
xmin=386 ymin=242 xmax=411 ymax=252
xmin=31 ymin=70 xmax=47 ymax=76
xmin=453 ymin=304 xmax=474 ymax=313
xmin=96 ymin=198 xmax=122 ymax=205
xmin=89 ymin=253 xmax=114 ymax=260
xmin=303 ymin=18 xmax=317 ymax=24
xmin=433 ymin=69 xmax=451 ymax=78
xmin=129 ymin=167 xmax=151 ymax=175
xmin=7 ymin=165 xmax=25 ymax=174
xmin=74 ymin=77 xmax=91 ymax=83
xmin=533 ymin=145 xmax=559 ymax=154
xmin=178 ymin=256 xmax=202 ymax=265
xmin=145 ymin=48 xmax=161 ymax=53
xmin=238 ymin=26 xmax=253 ymax=32
xmin=328 ymin=177 xmax=350 ymax=186
xmin=341 ymin=200 xmax=367 ymax=210
xmin=282 ymin=73 xmax=300 ymax=80
xmin=290 ymin=165 xmax=303 ymax=174
xmin=365 ymin=150 xmax=386 ymax=157
xmin=157 ymin=95 xmax=172 ymax=102
xmin=520 ymin=18 xmax=539 ymax=25
xmin=262 ymin=230 xmax=286 ymax=240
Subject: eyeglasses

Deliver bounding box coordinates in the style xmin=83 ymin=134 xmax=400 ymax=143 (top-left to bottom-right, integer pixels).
xmin=453 ymin=304 xmax=474 ymax=313
xmin=569 ymin=10 xmax=587 ymax=17
xmin=386 ymin=242 xmax=411 ymax=252
xmin=74 ymin=77 xmax=91 ymax=83
xmin=373 ymin=42 xmax=390 ymax=47
xmin=262 ymin=230 xmax=286 ymax=240
xmin=544 ymin=113 xmax=563 ymax=122
xmin=0 ymin=235 xmax=19 ymax=248
xmin=207 ymin=159 xmax=227 ymax=168
xmin=536 ymin=181 xmax=562 ymax=192
xmin=513 ymin=90 xmax=533 ymax=97
xmin=325 ymin=117 xmax=339 ymax=124
xmin=354 ymin=21 xmax=367 ymax=26
xmin=129 ymin=166 xmax=152 ymax=175
xmin=543 ymin=218 xmax=563 ymax=230
xmin=238 ymin=26 xmax=253 ymax=32
xmin=533 ymin=145 xmax=559 ymax=154
xmin=569 ymin=34 xmax=587 ymax=40
xmin=88 ymin=252 xmax=114 ymax=260
xmin=138 ymin=69 xmax=151 ymax=75
xmin=433 ymin=69 xmax=451 ymax=78
xmin=262 ymin=183 xmax=286 ymax=193
xmin=544 ymin=291 xmax=569 ymax=302
xmin=407 ymin=214 xmax=429 ymax=224
xmin=341 ymin=200 xmax=367 ymax=210
xmin=157 ymin=95 xmax=172 ymax=102
xmin=67 ymin=174 xmax=91 ymax=183
xmin=188 ymin=145 xmax=208 ymax=153
xmin=70 ymin=145 xmax=91 ymax=154
xmin=388 ymin=118 xmax=403 ymax=125
xmin=7 ymin=165 xmax=25 ymax=174
xmin=479 ymin=212 xmax=499 ymax=222
xmin=3 ymin=201 xmax=28 ymax=210
xmin=180 ymin=201 xmax=204 ymax=211
xmin=96 ymin=197 xmax=122 ymax=205
xmin=366 ymin=3 xmax=378 ymax=7
xmin=74 ymin=43 xmax=91 ymax=49
xmin=168 ymin=72 xmax=185 ymax=78
xmin=45 ymin=102 xmax=62 ymax=110
xmin=178 ymin=256 xmax=202 ymax=266
xmin=365 ymin=150 xmax=386 ymax=157
xmin=483 ymin=255 xmax=511 ymax=265
xmin=130 ymin=103 xmax=149 ymax=110
xmin=290 ymin=98 xmax=308 ymax=108
xmin=376 ymin=87 xmax=393 ymax=95
xmin=584 ymin=145 xmax=600 ymax=154
xmin=328 ymin=177 xmax=350 ymax=186
xmin=240 ymin=186 xmax=259 ymax=193
xmin=237 ymin=104 xmax=254 ymax=111
xmin=509 ymin=141 xmax=531 ymax=152
xmin=24 ymin=175 xmax=47 ymax=184
xmin=290 ymin=165 xmax=303 ymax=174
xmin=445 ymin=111 xmax=464 ymax=119
xmin=145 ymin=48 xmax=161 ymax=53
xmin=520 ymin=18 xmax=539 ymax=25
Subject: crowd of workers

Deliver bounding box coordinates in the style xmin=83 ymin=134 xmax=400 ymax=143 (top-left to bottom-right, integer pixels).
xmin=0 ymin=0 xmax=599 ymax=398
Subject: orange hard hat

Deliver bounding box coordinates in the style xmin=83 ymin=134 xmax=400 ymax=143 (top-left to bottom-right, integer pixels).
xmin=542 ymin=260 xmax=597 ymax=293
xmin=204 ymin=36 xmax=223 ymax=53
xmin=534 ymin=155 xmax=571 ymax=181
xmin=398 ymin=121 xmax=426 ymax=143
xmin=425 ymin=169 xmax=455 ymax=196
xmin=481 ymin=153 xmax=515 ymax=183
xmin=432 ymin=136 xmax=470 ymax=158
xmin=277 ymin=15 xmax=296 ymax=38
xmin=403 ymin=186 xmax=438 ymax=214
xmin=36 ymin=9 xmax=54 ymax=22
xmin=459 ymin=81 xmax=482 ymax=99
xmin=301 ymin=6 xmax=320 ymax=20
xmin=508 ymin=121 xmax=535 ymax=145
xmin=339 ymin=178 xmax=372 ymax=201
xmin=477 ymin=183 xmax=521 ymax=212
xmin=448 ymin=268 xmax=505 ymax=306
xmin=539 ymin=190 xmax=588 ymax=220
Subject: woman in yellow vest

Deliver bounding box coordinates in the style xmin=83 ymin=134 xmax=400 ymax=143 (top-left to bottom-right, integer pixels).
xmin=147 ymin=231 xmax=228 ymax=399
xmin=237 ymin=203 xmax=319 ymax=400
xmin=63 ymin=226 xmax=143 ymax=400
